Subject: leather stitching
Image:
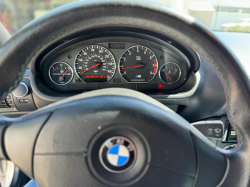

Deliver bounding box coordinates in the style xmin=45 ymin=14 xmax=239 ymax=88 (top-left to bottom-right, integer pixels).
xmin=1 ymin=21 xmax=241 ymax=148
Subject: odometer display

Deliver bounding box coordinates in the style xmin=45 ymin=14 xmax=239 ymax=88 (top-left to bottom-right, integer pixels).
xmin=85 ymin=75 xmax=107 ymax=82
xmin=75 ymin=45 xmax=116 ymax=83
xmin=119 ymin=45 xmax=158 ymax=83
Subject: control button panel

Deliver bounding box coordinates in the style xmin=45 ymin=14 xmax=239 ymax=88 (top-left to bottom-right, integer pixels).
xmin=205 ymin=122 xmax=223 ymax=138
xmin=192 ymin=120 xmax=224 ymax=139
xmin=0 ymin=78 xmax=36 ymax=113
xmin=18 ymin=99 xmax=29 ymax=103
xmin=5 ymin=94 xmax=14 ymax=107
xmin=11 ymin=79 xmax=37 ymax=111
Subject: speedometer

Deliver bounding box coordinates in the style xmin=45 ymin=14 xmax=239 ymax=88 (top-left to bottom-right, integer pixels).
xmin=119 ymin=45 xmax=158 ymax=83
xmin=75 ymin=45 xmax=116 ymax=83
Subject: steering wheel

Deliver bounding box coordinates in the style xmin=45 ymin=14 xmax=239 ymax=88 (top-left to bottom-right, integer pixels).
xmin=0 ymin=1 xmax=249 ymax=186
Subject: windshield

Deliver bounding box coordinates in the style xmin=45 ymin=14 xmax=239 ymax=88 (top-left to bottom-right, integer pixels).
xmin=0 ymin=0 xmax=249 ymax=73
xmin=1 ymin=0 xmax=250 ymax=35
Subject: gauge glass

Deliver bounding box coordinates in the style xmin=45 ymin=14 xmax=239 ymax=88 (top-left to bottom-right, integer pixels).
xmin=75 ymin=45 xmax=116 ymax=83
xmin=119 ymin=45 xmax=158 ymax=83
xmin=159 ymin=62 xmax=181 ymax=84
xmin=49 ymin=62 xmax=73 ymax=85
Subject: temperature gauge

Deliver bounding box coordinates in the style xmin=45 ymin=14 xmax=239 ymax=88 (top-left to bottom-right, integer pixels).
xmin=49 ymin=61 xmax=73 ymax=85
xmin=159 ymin=62 xmax=181 ymax=84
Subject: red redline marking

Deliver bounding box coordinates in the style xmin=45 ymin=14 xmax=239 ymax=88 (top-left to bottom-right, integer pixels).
xmin=153 ymin=61 xmax=157 ymax=74
xmin=59 ymin=69 xmax=68 ymax=82
xmin=79 ymin=63 xmax=100 ymax=75
xmin=121 ymin=65 xmax=144 ymax=69
xmin=164 ymin=70 xmax=172 ymax=81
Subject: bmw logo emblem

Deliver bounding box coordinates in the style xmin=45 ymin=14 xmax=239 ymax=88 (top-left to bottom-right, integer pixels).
xmin=99 ymin=136 xmax=137 ymax=173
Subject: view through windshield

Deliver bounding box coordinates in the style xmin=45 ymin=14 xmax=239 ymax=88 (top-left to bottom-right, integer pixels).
xmin=0 ymin=0 xmax=249 ymax=73
xmin=1 ymin=0 xmax=250 ymax=35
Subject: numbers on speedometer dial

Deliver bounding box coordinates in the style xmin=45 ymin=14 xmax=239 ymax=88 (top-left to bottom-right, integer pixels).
xmin=75 ymin=45 xmax=116 ymax=83
xmin=119 ymin=45 xmax=158 ymax=83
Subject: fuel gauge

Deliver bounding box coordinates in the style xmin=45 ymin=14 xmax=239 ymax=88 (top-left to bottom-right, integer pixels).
xmin=159 ymin=62 xmax=181 ymax=84
xmin=49 ymin=61 xmax=73 ymax=85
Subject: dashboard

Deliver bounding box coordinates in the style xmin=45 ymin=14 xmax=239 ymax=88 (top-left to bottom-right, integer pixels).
xmin=0 ymin=28 xmax=235 ymax=183
xmin=37 ymin=32 xmax=199 ymax=95
xmin=1 ymin=30 xmax=212 ymax=120
xmin=2 ymin=31 xmax=230 ymax=148
xmin=1 ymin=30 xmax=209 ymax=119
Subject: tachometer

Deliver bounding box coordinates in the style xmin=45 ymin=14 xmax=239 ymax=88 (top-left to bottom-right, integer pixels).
xmin=119 ymin=45 xmax=158 ymax=83
xmin=75 ymin=45 xmax=116 ymax=83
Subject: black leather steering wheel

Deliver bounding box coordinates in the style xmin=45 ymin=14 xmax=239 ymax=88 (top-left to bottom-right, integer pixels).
xmin=0 ymin=1 xmax=249 ymax=186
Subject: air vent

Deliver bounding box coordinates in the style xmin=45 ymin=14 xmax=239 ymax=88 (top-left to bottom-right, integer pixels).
xmin=0 ymin=99 xmax=8 ymax=108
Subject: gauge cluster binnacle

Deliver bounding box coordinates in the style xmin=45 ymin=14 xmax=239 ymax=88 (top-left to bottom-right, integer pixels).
xmin=41 ymin=36 xmax=192 ymax=93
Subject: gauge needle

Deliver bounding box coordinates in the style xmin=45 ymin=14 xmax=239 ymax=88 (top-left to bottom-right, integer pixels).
xmin=59 ymin=70 xmax=68 ymax=82
xmin=79 ymin=63 xmax=100 ymax=75
xmin=121 ymin=65 xmax=144 ymax=69
xmin=163 ymin=70 xmax=172 ymax=81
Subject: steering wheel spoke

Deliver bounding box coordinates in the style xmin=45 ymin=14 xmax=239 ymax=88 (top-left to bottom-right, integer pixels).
xmin=191 ymin=133 xmax=228 ymax=186
xmin=3 ymin=113 xmax=51 ymax=178
xmin=0 ymin=89 xmax=228 ymax=187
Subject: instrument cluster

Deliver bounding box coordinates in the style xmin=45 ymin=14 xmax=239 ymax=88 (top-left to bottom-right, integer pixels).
xmin=41 ymin=36 xmax=192 ymax=92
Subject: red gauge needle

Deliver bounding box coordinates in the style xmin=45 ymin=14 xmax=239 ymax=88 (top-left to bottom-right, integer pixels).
xmin=79 ymin=63 xmax=100 ymax=75
xmin=121 ymin=65 xmax=144 ymax=69
xmin=59 ymin=70 xmax=68 ymax=82
xmin=163 ymin=70 xmax=172 ymax=81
